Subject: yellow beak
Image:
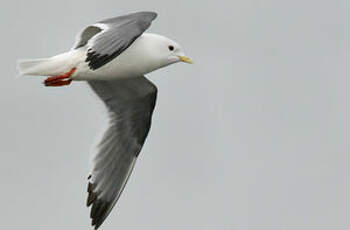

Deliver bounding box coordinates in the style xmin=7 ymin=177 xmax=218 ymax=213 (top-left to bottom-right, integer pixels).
xmin=178 ymin=55 xmax=194 ymax=64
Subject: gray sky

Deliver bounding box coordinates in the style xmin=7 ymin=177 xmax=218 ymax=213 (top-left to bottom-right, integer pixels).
xmin=2 ymin=0 xmax=350 ymax=229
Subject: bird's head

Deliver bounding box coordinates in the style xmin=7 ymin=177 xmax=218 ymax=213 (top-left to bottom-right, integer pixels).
xmin=141 ymin=33 xmax=193 ymax=70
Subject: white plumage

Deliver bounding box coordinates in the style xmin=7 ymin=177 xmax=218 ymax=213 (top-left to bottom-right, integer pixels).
xmin=18 ymin=33 xmax=187 ymax=81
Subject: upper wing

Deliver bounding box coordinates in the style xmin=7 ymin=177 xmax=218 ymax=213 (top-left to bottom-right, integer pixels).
xmin=73 ymin=11 xmax=157 ymax=70
xmin=87 ymin=76 xmax=157 ymax=230
xmin=73 ymin=25 xmax=102 ymax=49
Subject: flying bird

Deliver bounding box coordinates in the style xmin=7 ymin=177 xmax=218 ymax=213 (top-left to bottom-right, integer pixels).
xmin=18 ymin=11 xmax=192 ymax=229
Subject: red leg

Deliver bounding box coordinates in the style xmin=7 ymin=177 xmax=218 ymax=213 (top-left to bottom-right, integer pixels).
xmin=45 ymin=79 xmax=72 ymax=87
xmin=44 ymin=67 xmax=76 ymax=87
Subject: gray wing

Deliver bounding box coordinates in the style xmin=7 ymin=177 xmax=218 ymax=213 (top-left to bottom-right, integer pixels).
xmin=73 ymin=11 xmax=157 ymax=70
xmin=87 ymin=76 xmax=157 ymax=230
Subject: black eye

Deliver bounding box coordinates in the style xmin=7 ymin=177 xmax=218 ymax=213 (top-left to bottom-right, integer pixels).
xmin=168 ymin=45 xmax=174 ymax=51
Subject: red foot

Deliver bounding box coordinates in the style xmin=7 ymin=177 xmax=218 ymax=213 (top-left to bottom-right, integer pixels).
xmin=44 ymin=67 xmax=76 ymax=87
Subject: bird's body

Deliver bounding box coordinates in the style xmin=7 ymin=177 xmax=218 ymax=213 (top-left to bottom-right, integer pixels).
xmin=19 ymin=33 xmax=181 ymax=81
xmin=74 ymin=33 xmax=167 ymax=80
xmin=17 ymin=11 xmax=192 ymax=229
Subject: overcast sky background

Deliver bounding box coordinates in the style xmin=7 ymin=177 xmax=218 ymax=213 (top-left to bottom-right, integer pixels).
xmin=1 ymin=0 xmax=350 ymax=229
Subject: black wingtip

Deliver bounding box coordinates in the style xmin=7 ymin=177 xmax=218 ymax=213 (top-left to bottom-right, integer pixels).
xmin=90 ymin=199 xmax=111 ymax=230
xmin=87 ymin=192 xmax=97 ymax=207
xmin=146 ymin=11 xmax=158 ymax=20
xmin=131 ymin=11 xmax=157 ymax=20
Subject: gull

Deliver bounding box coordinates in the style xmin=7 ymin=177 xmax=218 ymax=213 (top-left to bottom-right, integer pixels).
xmin=17 ymin=11 xmax=192 ymax=229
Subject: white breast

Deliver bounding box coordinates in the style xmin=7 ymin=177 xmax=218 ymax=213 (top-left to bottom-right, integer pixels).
xmin=72 ymin=33 xmax=164 ymax=81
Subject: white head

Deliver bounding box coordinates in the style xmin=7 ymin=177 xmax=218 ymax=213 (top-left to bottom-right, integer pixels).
xmin=118 ymin=33 xmax=193 ymax=77
xmin=138 ymin=33 xmax=193 ymax=71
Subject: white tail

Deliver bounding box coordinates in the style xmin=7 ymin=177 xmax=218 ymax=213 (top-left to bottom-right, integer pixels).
xmin=17 ymin=58 xmax=55 ymax=76
xmin=17 ymin=50 xmax=80 ymax=76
